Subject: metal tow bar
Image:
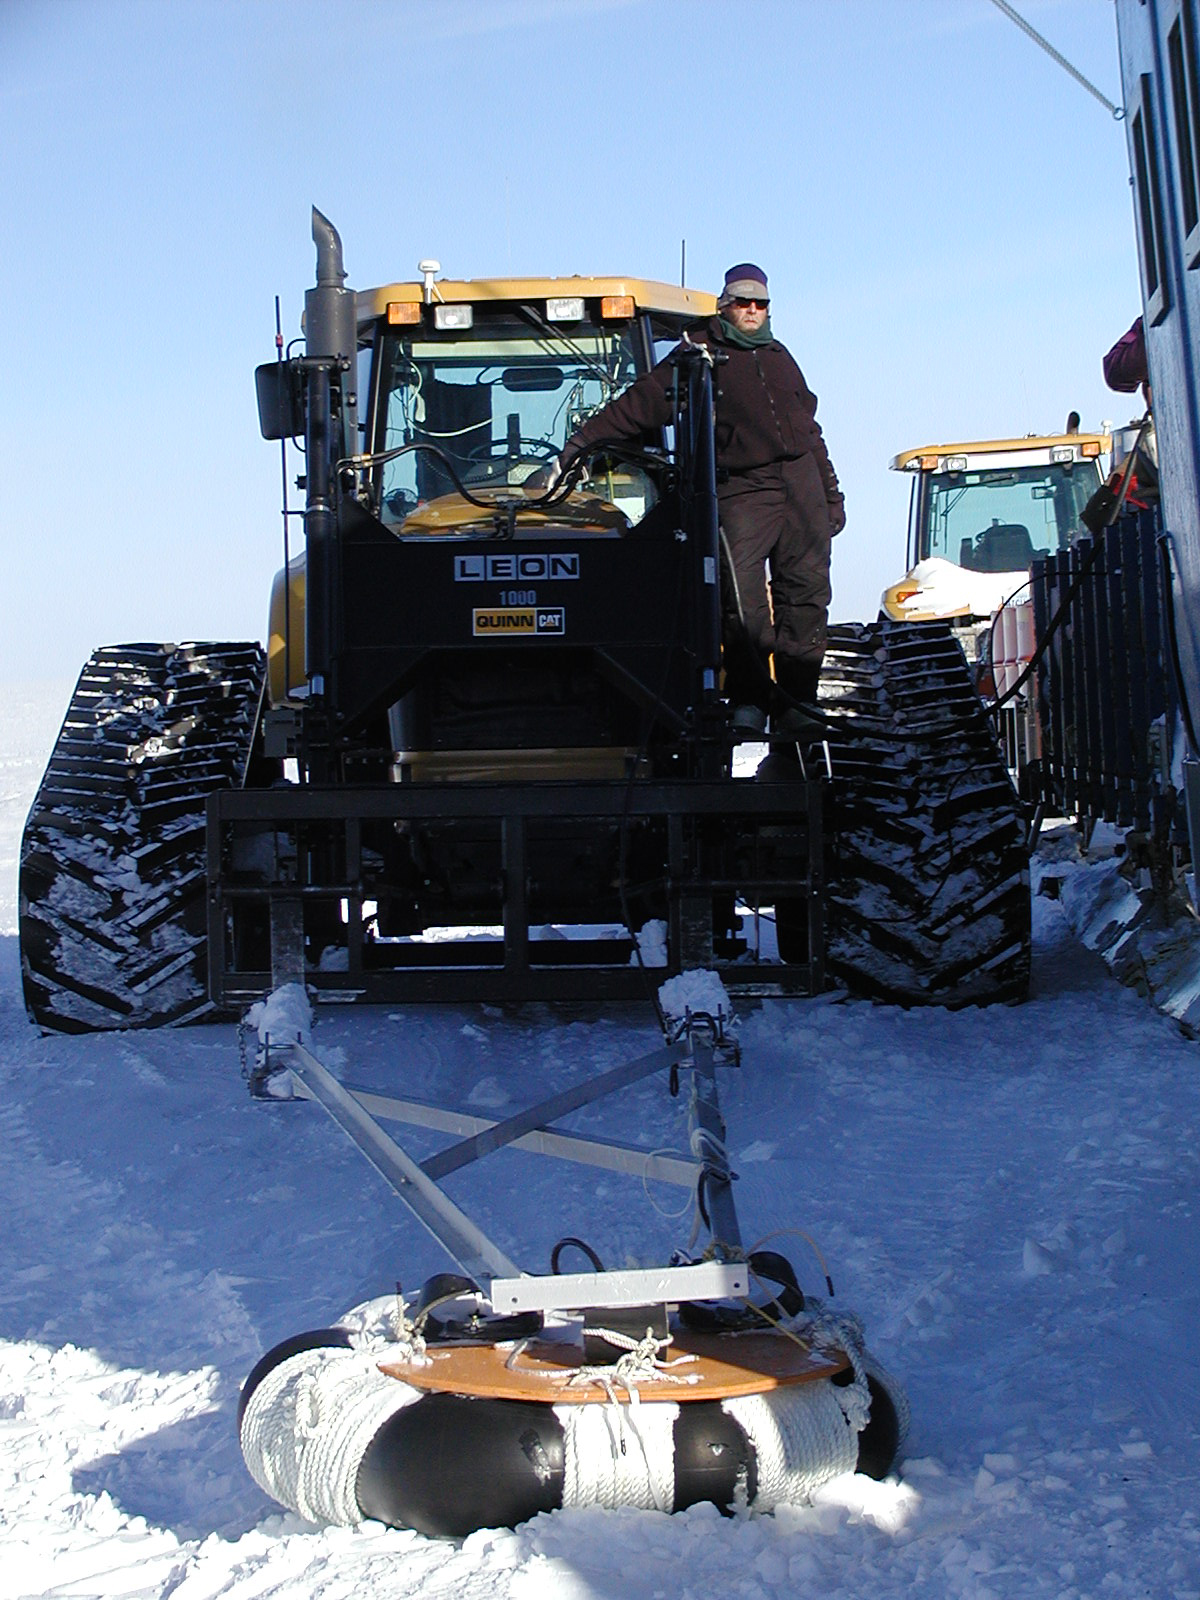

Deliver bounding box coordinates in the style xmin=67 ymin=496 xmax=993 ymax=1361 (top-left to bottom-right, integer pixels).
xmin=277 ymin=1018 xmax=749 ymax=1314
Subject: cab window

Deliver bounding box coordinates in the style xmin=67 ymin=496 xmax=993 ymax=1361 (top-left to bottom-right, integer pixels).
xmin=375 ymin=317 xmax=651 ymax=530
xmin=924 ymin=463 xmax=1101 ymax=571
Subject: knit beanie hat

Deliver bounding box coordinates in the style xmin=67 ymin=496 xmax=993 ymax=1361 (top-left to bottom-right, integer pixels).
xmin=718 ymin=263 xmax=769 ymax=306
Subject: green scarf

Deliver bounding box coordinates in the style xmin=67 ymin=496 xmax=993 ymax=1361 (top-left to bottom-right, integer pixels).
xmin=718 ymin=313 xmax=774 ymax=349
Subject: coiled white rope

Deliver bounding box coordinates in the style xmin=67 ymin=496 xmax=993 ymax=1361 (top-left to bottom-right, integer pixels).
xmin=716 ymin=1292 xmax=908 ymax=1507
xmin=555 ymin=1398 xmax=680 ymax=1512
xmin=787 ymin=1296 xmax=910 ymax=1449
xmin=511 ymin=1324 xmax=698 ymax=1512
xmin=240 ymin=1297 xmax=430 ymax=1526
xmin=724 ymin=1382 xmax=859 ymax=1509
xmin=240 ymin=1343 xmax=422 ymax=1525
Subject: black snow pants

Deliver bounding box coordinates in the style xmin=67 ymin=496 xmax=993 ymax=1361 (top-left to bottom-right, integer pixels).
xmin=717 ymin=452 xmax=833 ymax=713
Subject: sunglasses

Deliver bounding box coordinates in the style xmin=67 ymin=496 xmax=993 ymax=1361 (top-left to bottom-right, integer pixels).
xmin=732 ymin=296 xmax=768 ymax=310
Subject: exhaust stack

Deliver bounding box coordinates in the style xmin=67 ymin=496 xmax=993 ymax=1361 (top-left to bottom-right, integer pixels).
xmin=306 ymin=207 xmax=357 ymax=365
xmin=303 ymin=208 xmax=358 ymax=710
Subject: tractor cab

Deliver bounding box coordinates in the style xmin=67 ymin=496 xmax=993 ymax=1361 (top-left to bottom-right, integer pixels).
xmin=363 ymin=287 xmax=674 ymax=534
xmin=267 ymin=272 xmax=715 ymax=703
xmin=881 ymin=432 xmax=1109 ymax=654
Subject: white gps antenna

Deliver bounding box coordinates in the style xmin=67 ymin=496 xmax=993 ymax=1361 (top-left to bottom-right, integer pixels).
xmin=418 ymin=260 xmax=441 ymax=305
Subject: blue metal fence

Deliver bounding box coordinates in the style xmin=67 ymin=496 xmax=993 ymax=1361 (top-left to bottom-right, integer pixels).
xmin=1030 ymin=507 xmax=1177 ymax=833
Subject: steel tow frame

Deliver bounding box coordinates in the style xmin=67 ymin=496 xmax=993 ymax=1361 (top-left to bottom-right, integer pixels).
xmin=271 ymin=1013 xmax=751 ymax=1316
xmin=206 ymin=775 xmax=826 ymax=1010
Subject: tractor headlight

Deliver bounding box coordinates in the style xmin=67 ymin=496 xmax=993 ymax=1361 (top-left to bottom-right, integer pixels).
xmin=546 ymin=297 xmax=585 ymax=321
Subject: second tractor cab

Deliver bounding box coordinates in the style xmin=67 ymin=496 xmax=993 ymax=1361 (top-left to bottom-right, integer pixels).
xmin=881 ymin=430 xmax=1109 ymax=658
xmin=880 ymin=429 xmax=1109 ymax=790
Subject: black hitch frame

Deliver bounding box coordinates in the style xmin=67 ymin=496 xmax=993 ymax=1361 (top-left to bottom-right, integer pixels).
xmin=207 ymin=774 xmax=825 ymax=1008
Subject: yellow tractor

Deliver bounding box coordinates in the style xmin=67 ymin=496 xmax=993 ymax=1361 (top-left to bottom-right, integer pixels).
xmin=882 ymin=430 xmax=1109 ymax=641
xmin=19 ymin=213 xmax=1032 ymax=1029
xmin=881 ymin=429 xmax=1109 ymax=779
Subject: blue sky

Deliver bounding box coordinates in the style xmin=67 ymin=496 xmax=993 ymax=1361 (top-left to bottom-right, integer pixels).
xmin=1 ymin=0 xmax=1137 ymax=681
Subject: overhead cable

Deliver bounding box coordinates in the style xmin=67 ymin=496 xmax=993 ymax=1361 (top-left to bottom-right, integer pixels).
xmin=987 ymin=0 xmax=1125 ymax=120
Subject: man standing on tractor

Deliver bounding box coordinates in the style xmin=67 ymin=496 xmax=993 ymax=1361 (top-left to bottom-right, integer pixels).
xmin=540 ymin=263 xmax=845 ymax=737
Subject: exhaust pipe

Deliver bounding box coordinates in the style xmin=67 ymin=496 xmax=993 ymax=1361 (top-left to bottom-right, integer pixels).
xmin=313 ymin=207 xmax=345 ymax=288
xmin=303 ymin=208 xmax=358 ymax=710
xmin=307 ymin=208 xmax=356 ymax=360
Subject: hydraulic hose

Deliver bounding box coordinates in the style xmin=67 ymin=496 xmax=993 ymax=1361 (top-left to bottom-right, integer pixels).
xmin=340 ymin=439 xmax=670 ymax=520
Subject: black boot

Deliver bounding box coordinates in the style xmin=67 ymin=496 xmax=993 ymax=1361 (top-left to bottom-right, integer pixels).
xmin=723 ymin=637 xmax=772 ymax=739
xmin=775 ymin=658 xmax=821 ymax=706
xmin=772 ymin=658 xmax=825 ymax=737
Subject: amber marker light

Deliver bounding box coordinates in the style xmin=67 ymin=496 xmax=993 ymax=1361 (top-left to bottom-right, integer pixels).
xmin=1080 ymin=440 xmax=1102 ymax=457
xmin=600 ymin=295 xmax=635 ymax=319
xmin=387 ymin=302 xmax=421 ymax=324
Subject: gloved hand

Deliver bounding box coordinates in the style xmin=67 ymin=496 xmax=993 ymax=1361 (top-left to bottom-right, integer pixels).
xmin=827 ymin=496 xmax=846 ymax=536
xmin=526 ymin=454 xmax=565 ymax=494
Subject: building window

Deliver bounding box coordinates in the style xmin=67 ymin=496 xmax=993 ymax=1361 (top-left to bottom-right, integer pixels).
xmin=1171 ymin=2 xmax=1200 ymax=266
xmin=1132 ymin=75 xmax=1171 ymax=324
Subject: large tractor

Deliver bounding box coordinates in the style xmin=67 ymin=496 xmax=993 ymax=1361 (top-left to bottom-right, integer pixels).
xmin=881 ymin=427 xmax=1113 ymax=784
xmin=882 ymin=429 xmax=1110 ymax=653
xmin=19 ymin=212 xmax=1030 ymax=1031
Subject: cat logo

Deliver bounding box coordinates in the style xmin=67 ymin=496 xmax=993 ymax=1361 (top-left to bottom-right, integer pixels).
xmin=472 ymin=607 xmax=566 ymax=637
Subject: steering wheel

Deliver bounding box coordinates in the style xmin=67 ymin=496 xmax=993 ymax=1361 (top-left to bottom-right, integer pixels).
xmin=461 ymin=438 xmax=557 ymax=485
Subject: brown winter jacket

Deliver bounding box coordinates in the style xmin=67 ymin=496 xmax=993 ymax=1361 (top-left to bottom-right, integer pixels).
xmin=561 ymin=316 xmax=842 ymax=509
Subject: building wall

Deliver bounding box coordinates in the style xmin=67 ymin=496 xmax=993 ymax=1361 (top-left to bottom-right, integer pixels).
xmin=1116 ymin=0 xmax=1200 ymax=740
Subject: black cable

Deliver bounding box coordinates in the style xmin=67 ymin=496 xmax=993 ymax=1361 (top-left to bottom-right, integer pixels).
xmin=982 ymin=578 xmax=1033 ymax=704
xmin=338 ymin=438 xmax=526 ymax=511
xmin=344 ymin=437 xmax=673 ymax=525
xmin=544 ymin=440 xmax=676 ymax=505
xmin=550 ymin=1237 xmax=605 ymax=1274
xmin=988 ymin=412 xmax=1153 ymax=715
xmin=696 ymin=1170 xmax=711 ymax=1232
xmin=986 ymin=541 xmax=1102 ymax=713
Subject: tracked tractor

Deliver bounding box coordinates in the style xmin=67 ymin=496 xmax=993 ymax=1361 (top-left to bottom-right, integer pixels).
xmin=18 ymin=211 xmax=1030 ymax=1031
xmin=881 ymin=429 xmax=1111 ymax=784
xmin=883 ymin=430 xmax=1110 ymax=649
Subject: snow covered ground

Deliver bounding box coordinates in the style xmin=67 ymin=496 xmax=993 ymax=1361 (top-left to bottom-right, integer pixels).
xmin=2 ymin=683 xmax=1199 ymax=1599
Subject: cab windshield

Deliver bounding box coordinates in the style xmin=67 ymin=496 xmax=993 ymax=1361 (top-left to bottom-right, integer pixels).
xmin=374 ymin=317 xmax=653 ymax=532
xmin=921 ymin=462 xmax=1101 ymax=572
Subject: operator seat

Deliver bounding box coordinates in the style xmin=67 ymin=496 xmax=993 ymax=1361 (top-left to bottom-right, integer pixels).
xmin=962 ymin=523 xmax=1034 ymax=573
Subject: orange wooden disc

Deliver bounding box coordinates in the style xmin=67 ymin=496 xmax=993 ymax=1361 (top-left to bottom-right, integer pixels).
xmin=377 ymin=1327 xmax=847 ymax=1405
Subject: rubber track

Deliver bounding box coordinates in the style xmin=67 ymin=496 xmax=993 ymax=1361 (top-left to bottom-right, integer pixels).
xmin=19 ymin=643 xmax=266 ymax=1033
xmin=819 ymin=620 xmax=1030 ymax=1006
